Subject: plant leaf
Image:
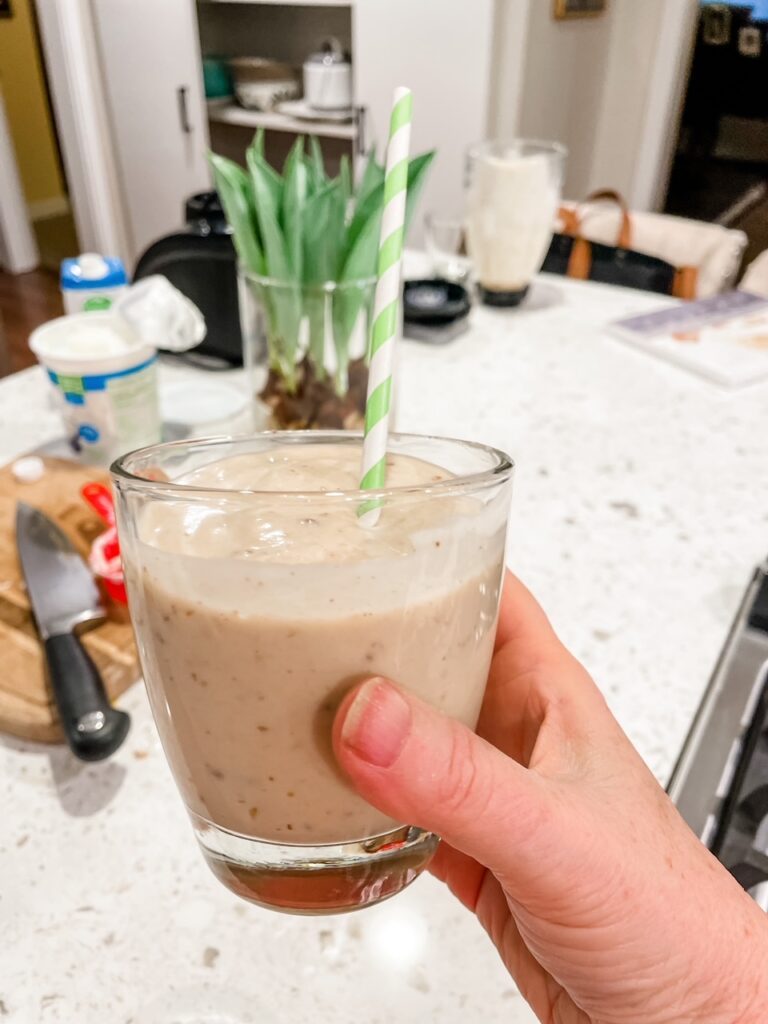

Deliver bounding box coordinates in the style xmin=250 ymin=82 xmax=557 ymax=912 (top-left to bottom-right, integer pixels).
xmin=334 ymin=151 xmax=436 ymax=369
xmin=332 ymin=278 xmax=372 ymax=393
xmin=246 ymin=150 xmax=286 ymax=274
xmin=328 ymin=184 xmax=346 ymax=280
xmin=335 ymin=202 xmax=380 ymax=324
xmin=246 ymin=133 xmax=283 ymax=213
xmin=208 ymin=152 xmax=265 ymax=274
xmin=403 ymin=150 xmax=436 ymax=234
xmin=304 ymin=290 xmax=327 ymax=379
xmin=339 ymin=154 xmax=352 ymax=210
xmin=356 ymin=148 xmax=385 ymax=208
xmin=281 ymin=136 xmax=308 ymax=280
xmin=246 ymin=146 xmax=301 ymax=376
xmin=253 ymin=126 xmax=266 ymax=159
xmin=308 ymin=135 xmax=326 ymax=192
xmin=303 ymin=181 xmax=344 ymax=284
xmin=302 ymin=177 xmax=345 ymax=380
xmin=343 ymin=181 xmax=384 ymax=268
xmin=342 ymin=150 xmax=384 ymax=259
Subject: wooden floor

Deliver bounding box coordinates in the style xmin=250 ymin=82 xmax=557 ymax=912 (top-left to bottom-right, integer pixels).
xmin=0 ymin=268 xmax=63 ymax=378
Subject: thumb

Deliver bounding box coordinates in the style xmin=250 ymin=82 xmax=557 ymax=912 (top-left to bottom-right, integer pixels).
xmin=333 ymin=677 xmax=560 ymax=881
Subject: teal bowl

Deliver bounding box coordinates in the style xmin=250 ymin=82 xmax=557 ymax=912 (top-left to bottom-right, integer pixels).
xmin=203 ymin=58 xmax=233 ymax=100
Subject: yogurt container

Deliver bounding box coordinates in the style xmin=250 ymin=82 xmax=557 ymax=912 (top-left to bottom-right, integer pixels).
xmin=29 ymin=313 xmax=161 ymax=465
xmin=61 ymin=254 xmax=128 ymax=314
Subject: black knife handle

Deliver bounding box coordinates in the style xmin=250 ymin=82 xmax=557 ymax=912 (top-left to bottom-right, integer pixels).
xmin=44 ymin=634 xmax=130 ymax=761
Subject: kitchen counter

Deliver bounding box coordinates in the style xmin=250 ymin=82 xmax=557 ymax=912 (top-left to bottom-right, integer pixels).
xmin=2 ymin=274 xmax=767 ymax=1023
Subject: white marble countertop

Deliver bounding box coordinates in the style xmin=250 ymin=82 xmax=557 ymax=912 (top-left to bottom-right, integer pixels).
xmin=2 ymin=274 xmax=768 ymax=1024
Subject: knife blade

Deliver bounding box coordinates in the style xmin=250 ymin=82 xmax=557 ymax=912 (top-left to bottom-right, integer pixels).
xmin=16 ymin=502 xmax=130 ymax=761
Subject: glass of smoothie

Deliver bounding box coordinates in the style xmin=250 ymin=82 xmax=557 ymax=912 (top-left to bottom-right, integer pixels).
xmin=112 ymin=432 xmax=513 ymax=914
xmin=466 ymin=139 xmax=566 ymax=308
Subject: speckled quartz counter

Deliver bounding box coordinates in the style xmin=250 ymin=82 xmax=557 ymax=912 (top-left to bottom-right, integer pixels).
xmin=2 ymin=274 xmax=767 ymax=1024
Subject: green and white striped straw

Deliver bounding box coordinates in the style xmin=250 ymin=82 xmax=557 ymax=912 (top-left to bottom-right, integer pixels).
xmin=359 ymin=86 xmax=413 ymax=523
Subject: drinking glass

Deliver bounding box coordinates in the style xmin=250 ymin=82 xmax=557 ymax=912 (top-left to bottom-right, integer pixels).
xmin=424 ymin=212 xmax=472 ymax=283
xmin=113 ymin=432 xmax=513 ymax=914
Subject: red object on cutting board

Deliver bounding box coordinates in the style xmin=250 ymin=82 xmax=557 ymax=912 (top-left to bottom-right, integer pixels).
xmin=80 ymin=483 xmax=127 ymax=604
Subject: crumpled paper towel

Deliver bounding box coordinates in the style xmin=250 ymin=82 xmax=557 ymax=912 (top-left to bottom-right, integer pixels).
xmin=115 ymin=275 xmax=206 ymax=352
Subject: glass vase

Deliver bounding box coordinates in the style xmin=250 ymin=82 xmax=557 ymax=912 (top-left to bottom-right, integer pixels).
xmin=238 ymin=271 xmax=376 ymax=430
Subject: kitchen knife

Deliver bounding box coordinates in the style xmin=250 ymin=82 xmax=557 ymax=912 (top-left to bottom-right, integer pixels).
xmin=15 ymin=502 xmax=130 ymax=761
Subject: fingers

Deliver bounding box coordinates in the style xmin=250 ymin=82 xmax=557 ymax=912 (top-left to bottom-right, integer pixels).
xmin=480 ymin=572 xmax=604 ymax=762
xmin=494 ymin=572 xmax=561 ymax=658
xmin=333 ymin=678 xmax=562 ymax=884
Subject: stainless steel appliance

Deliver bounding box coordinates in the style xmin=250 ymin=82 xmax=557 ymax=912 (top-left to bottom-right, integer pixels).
xmin=668 ymin=557 xmax=768 ymax=906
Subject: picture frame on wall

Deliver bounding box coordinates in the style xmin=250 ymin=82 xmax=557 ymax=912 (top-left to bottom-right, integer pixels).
xmin=554 ymin=0 xmax=607 ymax=19
xmin=0 ymin=0 xmax=12 ymax=17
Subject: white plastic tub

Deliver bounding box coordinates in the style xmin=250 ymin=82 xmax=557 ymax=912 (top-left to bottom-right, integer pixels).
xmin=30 ymin=313 xmax=161 ymax=465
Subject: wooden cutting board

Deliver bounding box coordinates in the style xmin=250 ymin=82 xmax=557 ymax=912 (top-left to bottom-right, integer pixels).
xmin=0 ymin=456 xmax=140 ymax=743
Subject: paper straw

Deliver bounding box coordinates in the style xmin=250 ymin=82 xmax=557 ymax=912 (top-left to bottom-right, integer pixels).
xmin=359 ymin=86 xmax=412 ymax=521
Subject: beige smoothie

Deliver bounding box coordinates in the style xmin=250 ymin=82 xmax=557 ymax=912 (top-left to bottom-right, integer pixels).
xmin=127 ymin=443 xmax=506 ymax=847
xmin=466 ymin=151 xmax=559 ymax=293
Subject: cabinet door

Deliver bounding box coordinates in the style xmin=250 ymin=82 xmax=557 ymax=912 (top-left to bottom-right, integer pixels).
xmin=353 ymin=0 xmax=495 ymax=245
xmin=91 ymin=0 xmax=211 ymax=263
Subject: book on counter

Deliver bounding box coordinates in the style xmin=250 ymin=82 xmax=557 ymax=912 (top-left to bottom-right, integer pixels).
xmin=611 ymin=290 xmax=768 ymax=388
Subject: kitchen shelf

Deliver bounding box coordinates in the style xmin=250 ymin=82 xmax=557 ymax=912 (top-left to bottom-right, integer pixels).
xmin=207 ymin=101 xmax=357 ymax=140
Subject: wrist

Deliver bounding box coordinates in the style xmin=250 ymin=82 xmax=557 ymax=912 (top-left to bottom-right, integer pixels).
xmin=702 ymin=901 xmax=768 ymax=1024
xmin=734 ymin=976 xmax=768 ymax=1024
xmin=656 ymin=872 xmax=768 ymax=1024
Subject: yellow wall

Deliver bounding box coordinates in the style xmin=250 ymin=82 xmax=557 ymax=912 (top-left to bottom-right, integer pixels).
xmin=0 ymin=0 xmax=65 ymax=208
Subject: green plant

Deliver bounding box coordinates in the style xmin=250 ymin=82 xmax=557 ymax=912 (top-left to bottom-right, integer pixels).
xmin=210 ymin=130 xmax=435 ymax=394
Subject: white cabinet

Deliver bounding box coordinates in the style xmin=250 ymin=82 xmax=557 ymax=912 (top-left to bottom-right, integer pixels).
xmin=198 ymin=0 xmax=495 ymax=242
xmin=90 ymin=0 xmax=211 ymax=263
xmin=44 ymin=0 xmax=494 ymax=265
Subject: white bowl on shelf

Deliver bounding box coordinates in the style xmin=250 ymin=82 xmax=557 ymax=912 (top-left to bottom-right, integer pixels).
xmin=229 ymin=57 xmax=299 ymax=112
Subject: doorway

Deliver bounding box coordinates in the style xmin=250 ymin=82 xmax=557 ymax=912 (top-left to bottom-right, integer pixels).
xmin=663 ymin=1 xmax=768 ymax=269
xmin=0 ymin=0 xmax=76 ymax=376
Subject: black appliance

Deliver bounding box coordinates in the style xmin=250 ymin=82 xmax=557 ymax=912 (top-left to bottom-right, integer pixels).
xmin=134 ymin=192 xmax=243 ymax=367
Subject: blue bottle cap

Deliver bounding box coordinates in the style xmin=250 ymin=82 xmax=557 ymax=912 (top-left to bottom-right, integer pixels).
xmin=61 ymin=254 xmax=128 ymax=291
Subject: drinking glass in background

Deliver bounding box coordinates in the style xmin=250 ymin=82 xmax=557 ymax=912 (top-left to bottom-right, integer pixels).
xmin=113 ymin=432 xmax=513 ymax=915
xmin=424 ymin=212 xmax=472 ymax=283
xmin=466 ymin=139 xmax=567 ymax=307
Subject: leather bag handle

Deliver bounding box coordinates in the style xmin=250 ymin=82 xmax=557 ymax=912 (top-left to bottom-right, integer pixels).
xmin=582 ymin=189 xmax=633 ymax=249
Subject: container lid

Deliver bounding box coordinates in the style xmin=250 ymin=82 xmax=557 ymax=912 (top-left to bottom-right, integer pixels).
xmin=61 ymin=253 xmax=128 ymax=290
xmin=305 ymin=37 xmax=349 ymax=66
xmin=29 ymin=312 xmax=153 ymax=374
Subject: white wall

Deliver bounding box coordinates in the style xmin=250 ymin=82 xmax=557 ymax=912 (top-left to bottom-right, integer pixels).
xmin=631 ymin=0 xmax=700 ymax=210
xmin=487 ymin=0 xmax=532 ymax=143
xmin=515 ymin=0 xmax=616 ymax=198
xmin=586 ymin=0 xmax=665 ymax=199
xmin=354 ymin=0 xmax=496 ymax=242
xmin=490 ymin=0 xmax=698 ymax=209
xmin=588 ymin=0 xmax=699 ymax=210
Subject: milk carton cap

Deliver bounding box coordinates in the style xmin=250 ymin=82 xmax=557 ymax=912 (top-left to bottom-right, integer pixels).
xmin=61 ymin=253 xmax=128 ymax=290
